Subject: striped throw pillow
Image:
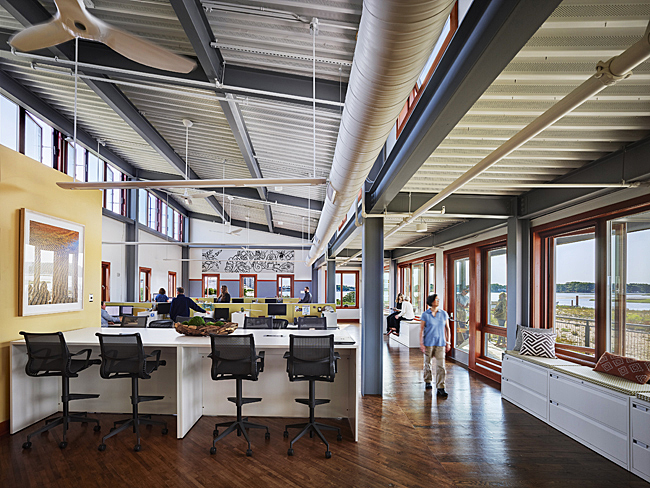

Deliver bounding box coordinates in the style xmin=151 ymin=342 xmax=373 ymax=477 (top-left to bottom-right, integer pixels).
xmin=520 ymin=329 xmax=556 ymax=358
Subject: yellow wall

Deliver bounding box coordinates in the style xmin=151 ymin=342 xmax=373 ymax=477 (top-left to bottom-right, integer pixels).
xmin=0 ymin=146 xmax=103 ymax=424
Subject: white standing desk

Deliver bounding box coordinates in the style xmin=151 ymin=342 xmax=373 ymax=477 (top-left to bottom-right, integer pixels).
xmin=11 ymin=327 xmax=360 ymax=441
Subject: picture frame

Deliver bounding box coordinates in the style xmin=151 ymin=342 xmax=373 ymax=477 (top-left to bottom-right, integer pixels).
xmin=20 ymin=209 xmax=85 ymax=316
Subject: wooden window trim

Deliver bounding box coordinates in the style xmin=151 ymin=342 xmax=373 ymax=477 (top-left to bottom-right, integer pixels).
xmin=202 ymin=273 xmax=220 ymax=298
xmin=337 ymin=270 xmax=359 ymax=309
xmin=277 ymin=274 xmax=294 ymax=298
xmin=139 ymin=267 xmax=152 ymax=302
xmin=168 ymin=271 xmax=177 ymax=297
xmin=240 ymin=274 xmax=257 ymax=298
xmin=396 ymin=3 xmax=458 ymax=137
xmin=101 ymin=261 xmax=111 ymax=302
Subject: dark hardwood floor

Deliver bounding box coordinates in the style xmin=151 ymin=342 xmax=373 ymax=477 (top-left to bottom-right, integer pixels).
xmin=1 ymin=336 xmax=647 ymax=487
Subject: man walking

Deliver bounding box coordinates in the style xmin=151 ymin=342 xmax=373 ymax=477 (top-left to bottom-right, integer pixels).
xmin=420 ymin=294 xmax=451 ymax=397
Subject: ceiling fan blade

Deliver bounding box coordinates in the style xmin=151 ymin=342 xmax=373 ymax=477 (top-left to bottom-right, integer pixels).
xmin=9 ymin=19 xmax=74 ymax=52
xmin=102 ymin=25 xmax=197 ymax=73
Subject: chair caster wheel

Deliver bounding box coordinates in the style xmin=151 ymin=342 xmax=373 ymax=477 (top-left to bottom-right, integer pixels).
xmin=209 ymin=447 xmax=216 ymax=455
xmin=161 ymin=428 xmax=168 ymax=435
xmin=246 ymin=449 xmax=253 ymax=457
xmin=287 ymin=448 xmax=294 ymax=456
xmin=283 ymin=430 xmax=288 ymax=438
xmin=325 ymin=451 xmax=332 ymax=459
xmin=134 ymin=444 xmax=141 ymax=452
xmin=213 ymin=429 xmax=218 ymax=437
xmin=22 ymin=441 xmax=32 ymax=449
xmin=59 ymin=441 xmax=68 ymax=449
xmin=94 ymin=425 xmax=101 ymax=432
xmin=98 ymin=444 xmax=106 ymax=452
xmin=337 ymin=434 xmax=343 ymax=441
xmin=265 ymin=432 xmax=270 ymax=440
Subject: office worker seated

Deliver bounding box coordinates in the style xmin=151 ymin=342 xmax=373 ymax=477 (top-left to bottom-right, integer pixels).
xmin=387 ymin=296 xmax=415 ymax=337
xmin=298 ymin=286 xmax=312 ymax=303
xmin=216 ymin=285 xmax=231 ymax=303
xmin=169 ymin=286 xmax=206 ymax=322
xmin=154 ymin=288 xmax=168 ymax=303
xmin=100 ymin=302 xmax=120 ymax=327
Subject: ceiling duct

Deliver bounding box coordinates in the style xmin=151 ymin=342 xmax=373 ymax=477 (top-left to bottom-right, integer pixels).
xmin=306 ymin=0 xmax=456 ymax=266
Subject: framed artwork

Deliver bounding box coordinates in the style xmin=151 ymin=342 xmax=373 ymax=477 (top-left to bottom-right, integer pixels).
xmin=20 ymin=209 xmax=85 ymax=316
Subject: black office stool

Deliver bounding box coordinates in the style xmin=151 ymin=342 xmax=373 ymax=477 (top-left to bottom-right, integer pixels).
xmin=209 ymin=334 xmax=269 ymax=456
xmin=20 ymin=331 xmax=101 ymax=449
xmin=95 ymin=333 xmax=168 ymax=452
xmin=283 ymin=334 xmax=342 ymax=458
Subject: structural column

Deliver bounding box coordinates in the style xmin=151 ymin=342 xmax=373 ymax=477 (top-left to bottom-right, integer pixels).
xmin=326 ymin=258 xmax=336 ymax=304
xmin=311 ymin=263 xmax=319 ymax=302
xmin=125 ymin=187 xmax=139 ymax=302
xmin=506 ymin=214 xmax=530 ymax=348
xmin=362 ymin=216 xmax=384 ymax=395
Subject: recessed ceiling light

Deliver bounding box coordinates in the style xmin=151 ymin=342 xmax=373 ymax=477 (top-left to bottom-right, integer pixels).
xmin=275 ymin=186 xmax=283 ymax=191
xmin=277 ymin=221 xmax=284 ymax=226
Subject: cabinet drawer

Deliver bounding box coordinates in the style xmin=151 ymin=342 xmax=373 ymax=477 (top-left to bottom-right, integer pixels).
xmin=502 ymin=377 xmax=547 ymax=421
xmin=549 ymin=373 xmax=628 ymax=434
xmin=632 ymin=441 xmax=650 ymax=481
xmin=550 ymin=401 xmax=628 ymax=467
xmin=632 ymin=402 xmax=650 ymax=447
xmin=502 ymin=356 xmax=548 ymax=396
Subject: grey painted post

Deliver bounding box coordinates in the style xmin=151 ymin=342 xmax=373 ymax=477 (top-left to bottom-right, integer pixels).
xmin=125 ymin=187 xmax=138 ymax=302
xmin=506 ymin=216 xmax=530 ymax=348
xmin=326 ymin=259 xmax=336 ymax=304
xmin=311 ymin=264 xmax=319 ymax=302
xmin=362 ymin=216 xmax=384 ymax=395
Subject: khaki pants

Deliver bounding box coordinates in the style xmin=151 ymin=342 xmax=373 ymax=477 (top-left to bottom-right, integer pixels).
xmin=423 ymin=346 xmax=446 ymax=389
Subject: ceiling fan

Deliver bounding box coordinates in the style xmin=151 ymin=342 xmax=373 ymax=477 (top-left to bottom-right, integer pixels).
xmin=8 ymin=0 xmax=197 ymax=74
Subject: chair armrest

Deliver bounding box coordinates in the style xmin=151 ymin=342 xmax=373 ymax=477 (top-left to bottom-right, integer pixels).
xmin=257 ymin=351 xmax=265 ymax=373
xmin=144 ymin=350 xmax=163 ymax=370
xmin=70 ymin=348 xmax=94 ymax=369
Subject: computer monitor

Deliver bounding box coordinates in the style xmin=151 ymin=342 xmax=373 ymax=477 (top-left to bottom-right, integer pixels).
xmin=213 ymin=308 xmax=230 ymax=321
xmin=265 ymin=298 xmax=277 ymax=304
xmin=121 ymin=305 xmax=134 ymax=316
xmin=155 ymin=302 xmax=171 ymax=315
xmin=105 ymin=305 xmax=120 ymax=316
xmin=232 ymin=298 xmax=244 ymax=303
xmin=268 ymin=304 xmax=287 ymax=316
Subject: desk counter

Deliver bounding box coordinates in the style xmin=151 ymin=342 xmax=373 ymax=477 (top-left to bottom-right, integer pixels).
xmin=11 ymin=327 xmax=360 ymax=441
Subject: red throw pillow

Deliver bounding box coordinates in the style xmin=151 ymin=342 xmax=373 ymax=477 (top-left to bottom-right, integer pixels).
xmin=593 ymin=352 xmax=650 ymax=384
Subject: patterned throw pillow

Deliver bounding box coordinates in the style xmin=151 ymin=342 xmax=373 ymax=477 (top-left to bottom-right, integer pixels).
xmin=514 ymin=324 xmax=555 ymax=351
xmin=520 ymin=329 xmax=556 ymax=358
xmin=594 ymin=352 xmax=650 ymax=385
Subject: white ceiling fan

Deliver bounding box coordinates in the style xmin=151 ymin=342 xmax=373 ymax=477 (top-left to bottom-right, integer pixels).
xmin=8 ymin=0 xmax=197 ymax=74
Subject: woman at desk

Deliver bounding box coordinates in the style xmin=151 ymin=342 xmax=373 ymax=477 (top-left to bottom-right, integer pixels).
xmin=386 ymin=293 xmax=403 ymax=336
xmin=217 ymin=285 xmax=231 ymax=303
xmin=154 ymin=288 xmax=168 ymax=302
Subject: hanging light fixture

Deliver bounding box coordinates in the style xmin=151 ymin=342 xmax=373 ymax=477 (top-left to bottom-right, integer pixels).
xmin=416 ymin=220 xmax=427 ymax=232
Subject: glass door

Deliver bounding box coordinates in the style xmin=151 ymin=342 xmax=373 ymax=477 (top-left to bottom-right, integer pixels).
xmin=608 ymin=210 xmax=650 ymax=360
xmin=412 ymin=263 xmax=424 ymax=315
xmin=454 ymin=257 xmax=470 ymax=355
xmin=203 ymin=274 xmax=219 ymax=298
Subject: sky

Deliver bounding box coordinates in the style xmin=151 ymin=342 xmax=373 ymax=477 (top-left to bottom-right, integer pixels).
xmin=555 ymin=228 xmax=650 ymax=284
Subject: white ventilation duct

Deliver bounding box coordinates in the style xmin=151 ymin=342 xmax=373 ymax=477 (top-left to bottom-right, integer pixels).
xmin=306 ymin=0 xmax=456 ymax=266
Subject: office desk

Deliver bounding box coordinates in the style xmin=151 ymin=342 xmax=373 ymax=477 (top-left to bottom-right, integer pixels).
xmin=11 ymin=327 xmax=360 ymax=441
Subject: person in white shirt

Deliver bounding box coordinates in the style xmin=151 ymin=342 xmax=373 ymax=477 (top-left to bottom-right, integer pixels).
xmin=388 ymin=296 xmax=415 ymax=337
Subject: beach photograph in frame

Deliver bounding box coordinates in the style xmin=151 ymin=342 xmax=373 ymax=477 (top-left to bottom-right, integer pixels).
xmin=20 ymin=209 xmax=85 ymax=316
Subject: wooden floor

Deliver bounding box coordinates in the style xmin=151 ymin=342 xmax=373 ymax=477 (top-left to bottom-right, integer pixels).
xmin=1 ymin=336 xmax=648 ymax=487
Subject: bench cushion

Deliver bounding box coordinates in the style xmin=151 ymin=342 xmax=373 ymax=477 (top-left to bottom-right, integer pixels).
xmin=505 ymin=350 xmax=574 ymax=368
xmin=637 ymin=393 xmax=650 ymax=403
xmin=552 ymin=364 xmax=650 ymax=396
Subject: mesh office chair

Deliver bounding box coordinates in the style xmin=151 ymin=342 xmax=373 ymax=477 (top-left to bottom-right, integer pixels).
xmin=147 ymin=319 xmax=174 ymax=328
xmin=297 ymin=316 xmax=327 ymax=330
xmin=175 ymin=316 xmax=191 ymax=323
xmin=243 ymin=316 xmax=273 ymax=329
xmin=20 ymin=331 xmax=101 ymax=449
xmin=208 ymin=334 xmax=269 ymax=456
xmin=95 ymin=333 xmax=168 ymax=452
xmin=273 ymin=319 xmax=289 ymax=329
xmin=283 ymin=335 xmax=342 ymax=458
